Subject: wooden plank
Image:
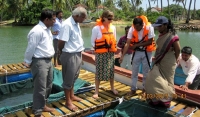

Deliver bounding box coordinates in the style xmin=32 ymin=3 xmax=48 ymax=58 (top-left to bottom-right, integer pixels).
xmin=51 ymin=101 xmax=72 ymax=114
xmin=78 ymin=94 xmax=100 ymax=105
xmin=172 ymin=103 xmax=186 ymax=112
xmin=80 ymin=100 xmax=96 ymax=108
xmin=46 ymin=103 xmax=62 ymax=116
xmin=84 ymin=92 xmax=108 ymax=103
xmin=192 ymin=110 xmax=200 ymax=117
xmin=41 ymin=112 xmax=51 ymax=117
xmin=170 ymin=101 xmax=178 ymax=107
xmin=72 ymin=101 xmax=89 ymax=110
xmin=13 ymin=64 xmax=23 ymax=70
xmin=181 ymin=107 xmax=195 ymax=116
xmin=4 ymin=113 xmax=16 ymax=117
xmin=91 ymin=90 xmax=114 ymax=101
xmin=2 ymin=65 xmax=11 ymax=71
xmin=15 ymin=111 xmax=27 ymax=117
xmin=99 ymin=89 xmax=118 ymax=99
xmin=24 ymin=108 xmax=34 ymax=117
xmin=7 ymin=64 xmax=16 ymax=71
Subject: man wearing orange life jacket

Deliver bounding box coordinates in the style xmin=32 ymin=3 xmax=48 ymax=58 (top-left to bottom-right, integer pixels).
xmin=119 ymin=16 xmax=156 ymax=95
xmin=91 ymin=10 xmax=118 ymax=99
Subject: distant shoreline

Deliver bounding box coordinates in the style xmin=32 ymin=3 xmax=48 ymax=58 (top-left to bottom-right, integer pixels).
xmin=1 ymin=20 xmax=200 ymax=31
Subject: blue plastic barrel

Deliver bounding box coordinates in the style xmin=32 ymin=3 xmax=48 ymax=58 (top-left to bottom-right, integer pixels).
xmin=7 ymin=72 xmax=32 ymax=83
xmin=85 ymin=110 xmax=105 ymax=117
xmin=174 ymin=67 xmax=187 ymax=85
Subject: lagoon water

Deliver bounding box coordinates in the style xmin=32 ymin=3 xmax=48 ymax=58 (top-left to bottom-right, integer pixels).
xmin=0 ymin=25 xmax=200 ymax=65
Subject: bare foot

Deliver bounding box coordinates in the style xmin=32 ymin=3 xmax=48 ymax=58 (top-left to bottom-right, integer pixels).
xmin=92 ymin=94 xmax=99 ymax=99
xmin=71 ymin=95 xmax=82 ymax=101
xmin=65 ymin=103 xmax=78 ymax=112
xmin=111 ymin=89 xmax=118 ymax=95
xmin=43 ymin=105 xmax=55 ymax=112
xmin=127 ymin=90 xmax=136 ymax=96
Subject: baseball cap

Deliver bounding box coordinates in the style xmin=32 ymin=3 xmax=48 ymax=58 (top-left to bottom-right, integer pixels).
xmin=152 ymin=16 xmax=168 ymax=27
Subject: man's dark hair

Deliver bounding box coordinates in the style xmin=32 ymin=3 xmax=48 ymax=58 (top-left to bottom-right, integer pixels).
xmin=56 ymin=10 xmax=63 ymax=17
xmin=181 ymin=46 xmax=192 ymax=54
xmin=40 ymin=9 xmax=53 ymax=21
xmin=133 ymin=18 xmax=143 ymax=26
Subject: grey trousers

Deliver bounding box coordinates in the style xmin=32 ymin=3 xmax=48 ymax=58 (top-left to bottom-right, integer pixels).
xmin=131 ymin=51 xmax=152 ymax=90
xmin=31 ymin=58 xmax=53 ymax=115
xmin=60 ymin=52 xmax=82 ymax=89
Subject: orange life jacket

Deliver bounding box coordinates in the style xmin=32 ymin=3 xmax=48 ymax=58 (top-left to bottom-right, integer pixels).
xmin=94 ymin=20 xmax=117 ymax=53
xmin=130 ymin=15 xmax=156 ymax=52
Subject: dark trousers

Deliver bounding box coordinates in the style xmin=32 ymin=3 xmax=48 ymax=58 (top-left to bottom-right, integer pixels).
xmin=188 ymin=74 xmax=200 ymax=90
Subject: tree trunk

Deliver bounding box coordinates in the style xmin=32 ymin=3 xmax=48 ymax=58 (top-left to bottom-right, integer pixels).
xmin=182 ymin=1 xmax=188 ymax=18
xmin=167 ymin=0 xmax=170 ymax=19
xmin=148 ymin=0 xmax=151 ymax=9
xmin=186 ymin=0 xmax=193 ymax=23
xmin=160 ymin=0 xmax=162 ymax=12
xmin=193 ymin=0 xmax=196 ymax=19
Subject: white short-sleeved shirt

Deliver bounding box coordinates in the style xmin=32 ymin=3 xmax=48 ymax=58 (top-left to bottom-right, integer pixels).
xmin=52 ymin=18 xmax=62 ymax=39
xmin=127 ymin=25 xmax=155 ymax=41
xmin=178 ymin=54 xmax=200 ymax=84
xmin=59 ymin=16 xmax=84 ymax=53
xmin=24 ymin=21 xmax=55 ymax=64
xmin=91 ymin=25 xmax=116 ymax=47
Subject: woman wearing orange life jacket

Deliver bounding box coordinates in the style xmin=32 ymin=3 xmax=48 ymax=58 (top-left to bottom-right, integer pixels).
xmin=91 ymin=10 xmax=118 ymax=99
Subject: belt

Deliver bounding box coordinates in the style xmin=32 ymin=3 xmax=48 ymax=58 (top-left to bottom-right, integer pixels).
xmin=32 ymin=57 xmax=52 ymax=60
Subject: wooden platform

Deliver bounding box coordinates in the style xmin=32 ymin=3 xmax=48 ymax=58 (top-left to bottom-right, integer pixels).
xmin=0 ymin=63 xmax=30 ymax=76
xmin=2 ymin=68 xmax=200 ymax=117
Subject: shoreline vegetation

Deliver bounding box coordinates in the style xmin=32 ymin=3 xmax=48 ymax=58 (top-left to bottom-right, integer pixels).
xmin=1 ymin=20 xmax=200 ymax=30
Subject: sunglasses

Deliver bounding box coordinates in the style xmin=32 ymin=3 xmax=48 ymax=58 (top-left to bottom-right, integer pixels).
xmin=108 ymin=18 xmax=113 ymax=20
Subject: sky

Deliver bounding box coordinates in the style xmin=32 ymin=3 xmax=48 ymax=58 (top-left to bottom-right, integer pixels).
xmin=140 ymin=0 xmax=200 ymax=10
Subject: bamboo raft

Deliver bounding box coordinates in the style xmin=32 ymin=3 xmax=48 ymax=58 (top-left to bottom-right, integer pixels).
xmin=0 ymin=63 xmax=30 ymax=76
xmin=1 ymin=65 xmax=200 ymax=117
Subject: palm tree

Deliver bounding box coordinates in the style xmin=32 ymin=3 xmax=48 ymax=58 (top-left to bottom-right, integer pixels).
xmin=186 ymin=0 xmax=193 ymax=23
xmin=0 ymin=0 xmax=7 ymax=22
xmin=160 ymin=0 xmax=162 ymax=12
xmin=193 ymin=0 xmax=196 ymax=19
xmin=167 ymin=0 xmax=170 ymax=19
xmin=130 ymin=0 xmax=142 ymax=16
xmin=147 ymin=0 xmax=151 ymax=9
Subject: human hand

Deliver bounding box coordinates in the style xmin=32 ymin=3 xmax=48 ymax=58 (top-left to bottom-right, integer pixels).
xmin=92 ymin=55 xmax=95 ymax=61
xmin=119 ymin=57 xmax=123 ymax=64
xmin=180 ymin=85 xmax=188 ymax=90
xmin=52 ymin=31 xmax=58 ymax=35
xmin=23 ymin=62 xmax=30 ymax=68
xmin=130 ymin=44 xmax=137 ymax=50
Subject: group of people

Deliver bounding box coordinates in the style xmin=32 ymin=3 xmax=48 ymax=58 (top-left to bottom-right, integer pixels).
xmin=24 ymin=7 xmax=87 ymax=117
xmin=23 ymin=6 xmax=200 ymax=117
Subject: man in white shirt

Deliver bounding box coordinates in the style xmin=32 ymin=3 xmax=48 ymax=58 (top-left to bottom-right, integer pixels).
xmin=178 ymin=46 xmax=200 ymax=90
xmin=52 ymin=10 xmax=63 ymax=66
xmin=24 ymin=9 xmax=56 ymax=117
xmin=58 ymin=7 xmax=87 ymax=111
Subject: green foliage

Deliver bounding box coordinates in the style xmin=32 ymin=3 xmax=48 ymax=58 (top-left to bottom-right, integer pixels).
xmin=1 ymin=0 xmax=199 ymax=25
xmin=147 ymin=12 xmax=169 ymax=23
xmin=195 ymin=10 xmax=200 ymax=20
